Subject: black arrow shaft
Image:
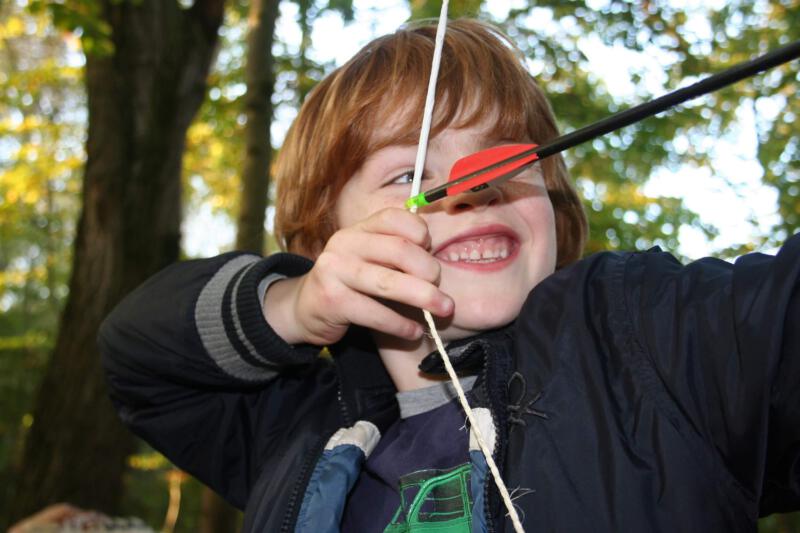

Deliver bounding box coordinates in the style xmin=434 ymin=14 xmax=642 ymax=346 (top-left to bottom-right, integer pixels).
xmin=536 ymin=39 xmax=800 ymax=160
xmin=414 ymin=39 xmax=800 ymax=207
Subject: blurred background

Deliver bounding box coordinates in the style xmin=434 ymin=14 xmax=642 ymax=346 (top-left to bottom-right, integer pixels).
xmin=1 ymin=0 xmax=798 ymax=530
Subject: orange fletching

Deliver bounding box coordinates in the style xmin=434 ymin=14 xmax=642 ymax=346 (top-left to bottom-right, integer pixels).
xmin=447 ymin=143 xmax=539 ymax=196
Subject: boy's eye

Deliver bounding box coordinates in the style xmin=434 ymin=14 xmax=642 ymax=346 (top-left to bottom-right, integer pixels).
xmin=387 ymin=171 xmax=416 ymax=186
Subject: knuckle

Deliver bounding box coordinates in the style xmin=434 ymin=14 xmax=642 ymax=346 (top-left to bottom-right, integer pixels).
xmin=384 ymin=315 xmax=414 ymax=338
xmin=376 ymin=208 xmax=395 ymax=226
xmin=375 ymin=269 xmax=394 ymax=293
xmin=405 ymin=250 xmax=439 ymax=283
xmin=422 ymin=256 xmax=441 ymax=282
xmin=403 ymin=320 xmax=422 ymax=339
xmin=411 ymin=215 xmax=430 ymax=243
xmin=317 ymin=281 xmax=338 ymax=307
xmin=397 ymin=239 xmax=417 ymax=262
xmin=315 ymin=250 xmax=330 ymax=267
xmin=421 ymin=285 xmax=440 ymax=309
xmin=314 ymin=251 xmax=337 ymax=273
xmin=352 ymin=262 xmax=369 ymax=285
xmin=325 ymin=231 xmax=347 ymax=251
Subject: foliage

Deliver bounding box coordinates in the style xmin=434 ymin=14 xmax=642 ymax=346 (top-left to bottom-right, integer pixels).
xmin=411 ymin=0 xmax=798 ymax=259
xmin=1 ymin=0 xmax=799 ymax=530
xmin=717 ymin=0 xmax=800 ymax=246
xmin=183 ymin=0 xmax=354 ymax=237
xmin=410 ymin=0 xmax=483 ymax=19
xmin=0 ymin=1 xmax=84 ymax=519
xmin=493 ymin=0 xmax=798 ymax=257
xmin=27 ymin=0 xmax=113 ymax=55
xmin=122 ymin=447 xmax=207 ymax=533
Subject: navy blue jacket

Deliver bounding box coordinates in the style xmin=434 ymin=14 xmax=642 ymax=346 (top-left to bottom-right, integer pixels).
xmin=100 ymin=235 xmax=800 ymax=532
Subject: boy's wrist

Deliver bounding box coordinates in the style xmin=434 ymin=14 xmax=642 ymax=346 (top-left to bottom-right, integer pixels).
xmin=257 ymin=273 xmax=287 ymax=305
xmin=262 ymin=276 xmax=308 ymax=346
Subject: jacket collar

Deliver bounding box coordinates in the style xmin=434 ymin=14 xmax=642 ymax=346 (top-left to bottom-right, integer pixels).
xmin=330 ymin=327 xmax=398 ymax=433
xmin=330 ymin=325 xmax=515 ymax=432
xmin=418 ymin=325 xmax=513 ymax=376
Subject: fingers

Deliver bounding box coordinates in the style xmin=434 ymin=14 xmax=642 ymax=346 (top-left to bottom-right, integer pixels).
xmin=342 ymin=260 xmax=453 ymax=316
xmin=295 ymin=207 xmax=453 ymax=345
xmin=344 ymin=291 xmax=426 ymax=340
xmin=327 ymin=209 xmax=439 ymax=283
xmin=355 ymin=208 xmax=432 ymax=249
xmin=296 ymin=271 xmax=427 ymax=343
xmin=352 ymin=233 xmax=442 ymax=284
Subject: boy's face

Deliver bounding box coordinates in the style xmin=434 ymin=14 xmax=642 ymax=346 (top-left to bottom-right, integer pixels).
xmin=335 ymin=115 xmax=557 ymax=341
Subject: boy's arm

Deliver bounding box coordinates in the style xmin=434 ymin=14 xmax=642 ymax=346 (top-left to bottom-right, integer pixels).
xmin=631 ymin=233 xmax=800 ymax=515
xmin=99 ymin=251 xmax=321 ymax=507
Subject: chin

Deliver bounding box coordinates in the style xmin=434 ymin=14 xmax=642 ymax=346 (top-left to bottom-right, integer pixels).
xmin=443 ymin=296 xmax=522 ymax=339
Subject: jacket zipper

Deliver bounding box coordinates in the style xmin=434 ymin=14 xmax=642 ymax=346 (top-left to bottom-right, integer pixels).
xmin=334 ymin=357 xmax=355 ymax=427
xmin=279 ymin=436 xmax=327 ymax=533
xmin=280 ymin=367 xmax=353 ymax=532
xmin=479 ymin=341 xmax=506 ymax=533
xmin=337 ymin=381 xmax=353 ymax=426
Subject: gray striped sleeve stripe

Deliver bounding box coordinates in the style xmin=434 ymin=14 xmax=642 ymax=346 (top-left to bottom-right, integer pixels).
xmin=195 ymin=254 xmax=278 ymax=381
xmin=230 ymin=261 xmax=273 ymax=366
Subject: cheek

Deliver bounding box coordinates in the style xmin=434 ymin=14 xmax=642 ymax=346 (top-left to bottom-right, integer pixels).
xmin=512 ymin=194 xmax=557 ymax=238
xmin=511 ymin=196 xmax=558 ymax=276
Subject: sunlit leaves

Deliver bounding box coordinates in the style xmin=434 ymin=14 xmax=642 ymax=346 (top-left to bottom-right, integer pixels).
xmin=183 ymin=0 xmax=355 ymax=235
xmin=475 ymin=0 xmax=797 ymax=258
xmin=0 ymin=1 xmax=83 ymax=307
xmin=0 ymin=2 xmax=84 ymax=500
xmin=28 ymin=0 xmax=113 ymax=55
xmin=410 ymin=0 xmax=483 ymax=19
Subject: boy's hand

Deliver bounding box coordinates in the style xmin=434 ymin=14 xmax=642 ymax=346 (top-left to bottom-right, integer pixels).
xmin=264 ymin=208 xmax=453 ymax=346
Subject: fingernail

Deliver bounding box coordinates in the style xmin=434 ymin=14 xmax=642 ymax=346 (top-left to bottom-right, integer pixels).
xmin=441 ymin=297 xmax=454 ymax=314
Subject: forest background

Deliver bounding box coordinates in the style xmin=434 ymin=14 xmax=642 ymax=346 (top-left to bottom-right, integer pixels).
xmin=1 ymin=0 xmax=798 ymax=531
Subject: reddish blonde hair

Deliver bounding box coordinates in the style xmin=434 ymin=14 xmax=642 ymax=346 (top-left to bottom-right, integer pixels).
xmin=274 ymin=18 xmax=587 ymax=267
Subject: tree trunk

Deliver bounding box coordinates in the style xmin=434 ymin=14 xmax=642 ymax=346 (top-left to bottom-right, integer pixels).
xmin=234 ymin=0 xmax=281 ymax=254
xmin=9 ymin=0 xmax=225 ymax=523
xmin=199 ymin=1 xmax=281 ymax=528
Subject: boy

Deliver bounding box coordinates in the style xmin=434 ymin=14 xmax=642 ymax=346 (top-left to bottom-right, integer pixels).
xmin=100 ymin=19 xmax=800 ymax=532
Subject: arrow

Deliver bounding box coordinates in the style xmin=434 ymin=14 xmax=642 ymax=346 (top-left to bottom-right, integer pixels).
xmin=406 ymin=38 xmax=800 ymax=210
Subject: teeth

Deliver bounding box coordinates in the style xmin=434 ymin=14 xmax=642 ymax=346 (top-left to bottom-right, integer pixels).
xmin=435 ymin=235 xmax=514 ymax=263
xmin=448 ymin=246 xmax=510 ymax=262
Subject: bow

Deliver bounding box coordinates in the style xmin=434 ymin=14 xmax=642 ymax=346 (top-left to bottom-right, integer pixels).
xmin=406 ymin=3 xmax=528 ymax=531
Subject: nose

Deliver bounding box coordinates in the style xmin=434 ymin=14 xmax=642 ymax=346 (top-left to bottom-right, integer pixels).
xmin=441 ymin=184 xmax=502 ymax=214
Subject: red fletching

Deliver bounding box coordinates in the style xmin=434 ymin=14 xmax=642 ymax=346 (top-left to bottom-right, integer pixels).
xmin=447 ymin=144 xmax=539 ymax=196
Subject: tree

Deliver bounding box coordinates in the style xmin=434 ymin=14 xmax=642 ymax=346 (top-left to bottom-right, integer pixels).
xmin=495 ymin=0 xmax=799 ymax=257
xmin=3 ymin=0 xmax=796 ymax=529
xmin=408 ymin=0 xmax=798 ymax=260
xmin=235 ymin=0 xmax=281 ymax=254
xmin=9 ymin=0 xmax=225 ymax=523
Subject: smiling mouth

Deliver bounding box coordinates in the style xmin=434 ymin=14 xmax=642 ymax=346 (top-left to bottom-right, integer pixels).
xmin=434 ymin=234 xmax=517 ymax=264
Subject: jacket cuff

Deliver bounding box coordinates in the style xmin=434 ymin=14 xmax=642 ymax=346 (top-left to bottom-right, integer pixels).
xmin=236 ymin=253 xmax=316 ymax=365
xmin=195 ymin=253 xmax=316 ymax=381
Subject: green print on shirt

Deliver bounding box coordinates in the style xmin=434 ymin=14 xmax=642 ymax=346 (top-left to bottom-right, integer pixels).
xmin=384 ymin=463 xmax=473 ymax=533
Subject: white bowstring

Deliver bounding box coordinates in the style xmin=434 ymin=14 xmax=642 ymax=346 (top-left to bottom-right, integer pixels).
xmin=408 ymin=3 xmax=448 ymax=199
xmin=407 ymin=4 xmax=525 ymax=531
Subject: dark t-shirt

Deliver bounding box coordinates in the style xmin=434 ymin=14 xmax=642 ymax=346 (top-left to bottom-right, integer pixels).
xmin=340 ymin=378 xmax=476 ymax=532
